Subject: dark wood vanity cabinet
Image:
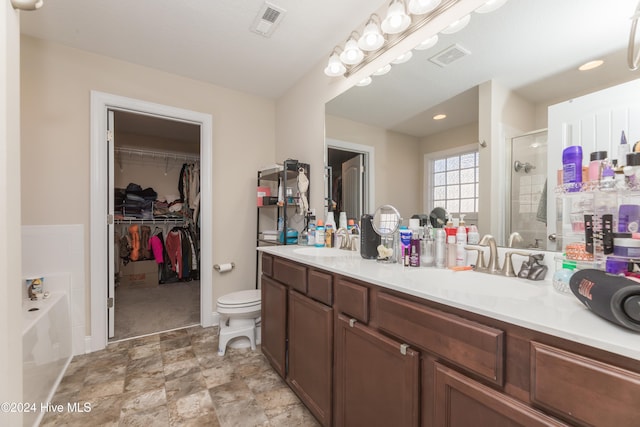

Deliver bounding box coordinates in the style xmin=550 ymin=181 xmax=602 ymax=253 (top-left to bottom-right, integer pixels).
xmin=334 ymin=313 xmax=420 ymax=427
xmin=260 ymin=275 xmax=287 ymax=378
xmin=262 ymin=254 xmax=640 ymax=427
xmin=260 ymin=254 xmax=333 ymax=426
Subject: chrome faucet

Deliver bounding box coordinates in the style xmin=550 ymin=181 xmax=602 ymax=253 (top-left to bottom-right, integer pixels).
xmin=479 ymin=234 xmax=501 ymax=274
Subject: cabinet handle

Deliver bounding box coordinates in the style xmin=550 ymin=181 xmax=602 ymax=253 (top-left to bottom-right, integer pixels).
xmin=349 ymin=318 xmax=357 ymax=327
xmin=400 ymin=343 xmax=409 ymax=355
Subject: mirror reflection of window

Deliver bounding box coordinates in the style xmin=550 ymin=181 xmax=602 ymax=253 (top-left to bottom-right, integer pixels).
xmin=427 ymin=147 xmax=479 ymax=223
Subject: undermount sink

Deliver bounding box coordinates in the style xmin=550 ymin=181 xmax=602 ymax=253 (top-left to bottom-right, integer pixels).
xmin=293 ymin=247 xmax=352 ymax=257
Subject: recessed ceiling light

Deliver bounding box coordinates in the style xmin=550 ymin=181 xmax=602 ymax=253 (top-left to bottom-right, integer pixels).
xmin=372 ymin=64 xmax=392 ymax=76
xmin=433 ymin=114 xmax=447 ymax=120
xmin=578 ymin=60 xmax=604 ymax=71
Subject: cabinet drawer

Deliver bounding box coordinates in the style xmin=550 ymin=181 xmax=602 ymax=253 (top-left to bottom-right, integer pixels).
xmin=308 ymin=269 xmax=333 ymax=306
xmin=530 ymin=341 xmax=640 ymax=427
xmin=335 ymin=278 xmax=369 ymax=323
xmin=273 ymin=257 xmax=307 ymax=293
xmin=261 ymin=253 xmax=273 ymax=277
xmin=377 ymin=292 xmax=504 ymax=385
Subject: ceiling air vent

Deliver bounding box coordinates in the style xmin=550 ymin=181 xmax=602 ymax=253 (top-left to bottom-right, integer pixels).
xmin=251 ymin=2 xmax=286 ymax=38
xmin=429 ymin=44 xmax=471 ymax=67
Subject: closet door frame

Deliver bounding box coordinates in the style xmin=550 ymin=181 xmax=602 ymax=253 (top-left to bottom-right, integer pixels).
xmin=90 ymin=91 xmax=214 ymax=352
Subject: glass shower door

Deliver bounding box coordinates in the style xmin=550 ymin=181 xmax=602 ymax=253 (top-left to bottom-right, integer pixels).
xmin=509 ymin=130 xmax=549 ymax=249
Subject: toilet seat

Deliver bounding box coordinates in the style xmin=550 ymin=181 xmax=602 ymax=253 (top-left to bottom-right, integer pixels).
xmin=217 ymin=289 xmax=260 ymax=308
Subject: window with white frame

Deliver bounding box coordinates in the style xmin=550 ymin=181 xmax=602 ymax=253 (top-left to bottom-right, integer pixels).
xmin=427 ymin=148 xmax=479 ymax=221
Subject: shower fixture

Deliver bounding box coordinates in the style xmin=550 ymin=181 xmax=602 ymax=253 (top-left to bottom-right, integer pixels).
xmin=513 ymin=160 xmax=535 ymax=173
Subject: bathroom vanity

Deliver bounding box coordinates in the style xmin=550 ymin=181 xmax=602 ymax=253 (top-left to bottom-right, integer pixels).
xmin=258 ymin=246 xmax=640 ymax=427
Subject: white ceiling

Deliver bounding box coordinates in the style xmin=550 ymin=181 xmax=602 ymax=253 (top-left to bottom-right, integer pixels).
xmin=19 ymin=0 xmax=640 ymax=140
xmin=19 ymin=0 xmax=387 ymax=99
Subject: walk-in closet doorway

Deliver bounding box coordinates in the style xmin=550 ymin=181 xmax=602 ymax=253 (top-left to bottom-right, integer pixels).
xmin=110 ymin=110 xmax=202 ymax=341
xmin=90 ymin=92 xmax=214 ymax=352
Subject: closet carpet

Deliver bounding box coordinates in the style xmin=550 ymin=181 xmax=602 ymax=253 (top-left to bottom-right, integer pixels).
xmin=113 ymin=280 xmax=201 ymax=341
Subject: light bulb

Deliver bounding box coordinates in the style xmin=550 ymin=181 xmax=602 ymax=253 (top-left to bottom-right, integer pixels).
xmin=340 ymin=37 xmax=364 ymax=65
xmin=408 ymin=0 xmax=441 ymax=15
xmin=382 ymin=0 xmax=411 ymax=35
xmin=324 ymin=53 xmax=346 ymax=77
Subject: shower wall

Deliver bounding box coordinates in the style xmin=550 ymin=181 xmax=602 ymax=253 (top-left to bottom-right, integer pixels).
xmin=509 ymin=130 xmax=548 ymax=249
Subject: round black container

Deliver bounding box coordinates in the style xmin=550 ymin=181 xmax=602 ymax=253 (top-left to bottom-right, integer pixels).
xmin=569 ymin=269 xmax=640 ymax=331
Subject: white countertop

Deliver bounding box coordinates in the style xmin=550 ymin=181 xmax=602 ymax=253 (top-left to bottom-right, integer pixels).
xmin=258 ymin=245 xmax=640 ymax=361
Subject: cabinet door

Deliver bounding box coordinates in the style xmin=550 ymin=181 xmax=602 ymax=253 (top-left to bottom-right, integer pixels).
xmin=261 ymin=276 xmax=287 ymax=378
xmin=434 ymin=363 xmax=567 ymax=427
xmin=335 ymin=314 xmax=420 ymax=427
xmin=288 ymin=290 xmax=333 ymax=427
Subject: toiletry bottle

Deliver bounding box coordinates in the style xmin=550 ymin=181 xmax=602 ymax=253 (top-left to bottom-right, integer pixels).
xmin=619 ymin=131 xmax=630 ymax=167
xmin=410 ymin=229 xmax=421 ymax=267
xmin=562 ymin=145 xmax=583 ymax=191
xmin=421 ymin=224 xmax=435 ymax=267
xmin=315 ymin=220 xmax=325 ymax=248
xmin=339 ymin=211 xmax=348 ymax=230
xmin=307 ymin=215 xmax=316 ymax=246
xmin=467 ymin=225 xmax=480 ymax=245
xmin=624 ymin=152 xmax=640 ymax=187
xmin=445 ymin=216 xmax=457 ymax=267
xmin=455 ymin=225 xmax=467 ymax=266
xmin=588 ymin=151 xmax=607 ymax=181
xmin=399 ymin=226 xmax=412 ymax=266
xmin=459 ymin=214 xmax=467 ymax=233
xmin=325 ymin=223 xmax=334 ymax=248
xmin=435 ymin=228 xmax=446 ymax=268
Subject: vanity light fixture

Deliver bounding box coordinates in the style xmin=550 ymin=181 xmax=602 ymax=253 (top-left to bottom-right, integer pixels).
xmin=408 ymin=0 xmax=442 ymax=15
xmin=391 ymin=50 xmax=413 ymax=64
xmin=356 ymin=76 xmax=373 ymax=86
xmin=475 ymin=0 xmax=508 ymax=14
xmin=578 ymin=59 xmax=604 ymax=71
xmin=381 ymin=0 xmax=412 ymax=35
xmin=340 ymin=33 xmax=365 ymax=65
xmin=11 ymin=0 xmax=43 ymax=10
xmin=414 ymin=34 xmax=439 ymax=50
xmin=324 ymin=48 xmax=347 ymax=77
xmin=433 ymin=114 xmax=447 ymax=120
xmin=358 ymin=15 xmax=386 ymax=51
xmin=372 ymin=64 xmax=392 ymax=76
xmin=440 ymin=14 xmax=471 ymax=34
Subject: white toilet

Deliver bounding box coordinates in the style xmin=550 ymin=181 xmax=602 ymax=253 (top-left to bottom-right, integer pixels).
xmin=216 ymin=289 xmax=261 ymax=356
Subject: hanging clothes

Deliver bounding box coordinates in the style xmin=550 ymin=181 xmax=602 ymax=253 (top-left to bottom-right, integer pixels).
xmin=165 ymin=229 xmax=183 ymax=278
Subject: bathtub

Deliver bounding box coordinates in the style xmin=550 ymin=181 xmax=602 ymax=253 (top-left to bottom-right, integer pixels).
xmin=22 ymin=284 xmax=72 ymax=427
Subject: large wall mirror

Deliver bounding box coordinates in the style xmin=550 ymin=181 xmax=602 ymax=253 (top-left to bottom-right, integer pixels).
xmin=325 ymin=0 xmax=639 ymax=249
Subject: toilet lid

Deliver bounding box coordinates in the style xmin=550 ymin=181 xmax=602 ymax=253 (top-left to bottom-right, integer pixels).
xmin=218 ymin=289 xmax=261 ymax=306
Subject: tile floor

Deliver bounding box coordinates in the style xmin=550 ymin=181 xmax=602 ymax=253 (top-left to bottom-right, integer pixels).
xmin=40 ymin=326 xmax=320 ymax=427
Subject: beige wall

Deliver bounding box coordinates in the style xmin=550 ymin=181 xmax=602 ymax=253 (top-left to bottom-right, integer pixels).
xmin=420 ymin=122 xmax=478 ymax=154
xmin=1 ymin=1 xmax=23 ymax=422
xmin=326 ymin=114 xmax=421 ymax=221
xmin=20 ymin=36 xmax=277 ymax=332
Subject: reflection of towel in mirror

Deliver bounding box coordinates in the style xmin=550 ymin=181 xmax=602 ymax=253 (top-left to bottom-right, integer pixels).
xmin=536 ymin=179 xmax=547 ymax=224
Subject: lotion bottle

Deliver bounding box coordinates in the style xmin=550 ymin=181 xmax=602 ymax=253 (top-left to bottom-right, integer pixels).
xmin=315 ymin=220 xmax=325 ymax=248
xmin=435 ymin=228 xmax=446 ymax=268
xmin=455 ymin=225 xmax=467 ymax=266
